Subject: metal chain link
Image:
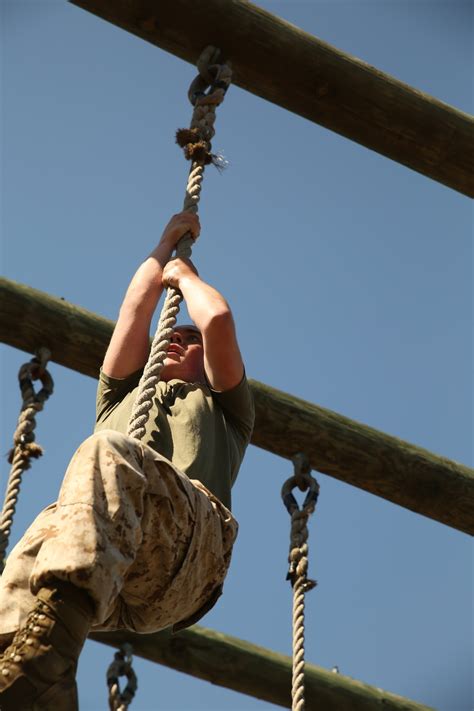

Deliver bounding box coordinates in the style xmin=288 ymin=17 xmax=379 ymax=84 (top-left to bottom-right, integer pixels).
xmin=281 ymin=454 xmax=319 ymax=711
xmin=0 ymin=348 xmax=54 ymax=573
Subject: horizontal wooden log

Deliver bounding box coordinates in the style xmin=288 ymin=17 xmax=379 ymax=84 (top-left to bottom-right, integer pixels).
xmin=1 ymin=277 xmax=473 ymax=534
xmin=91 ymin=625 xmax=434 ymax=710
xmin=69 ymin=0 xmax=474 ymax=197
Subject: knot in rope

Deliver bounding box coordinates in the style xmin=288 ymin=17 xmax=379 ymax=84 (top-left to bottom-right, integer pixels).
xmin=282 ymin=455 xmax=318 ymax=589
xmin=127 ymin=46 xmax=232 ymax=442
xmin=176 ymin=46 xmax=232 ymax=169
xmin=107 ymin=643 xmax=137 ymax=711
xmin=188 ymin=45 xmax=232 ymax=108
xmin=8 ymin=348 xmax=54 ymax=460
xmin=1 ymin=349 xmax=54 ymax=573
xmin=281 ymin=454 xmax=319 ymax=711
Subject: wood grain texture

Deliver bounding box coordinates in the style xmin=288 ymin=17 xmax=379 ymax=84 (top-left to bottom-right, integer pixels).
xmin=1 ymin=277 xmax=473 ymax=534
xmin=69 ymin=0 xmax=474 ymax=196
xmin=91 ymin=626 xmax=434 ymax=710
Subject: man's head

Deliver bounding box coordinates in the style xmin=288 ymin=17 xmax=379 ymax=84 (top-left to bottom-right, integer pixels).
xmin=161 ymin=325 xmax=205 ymax=384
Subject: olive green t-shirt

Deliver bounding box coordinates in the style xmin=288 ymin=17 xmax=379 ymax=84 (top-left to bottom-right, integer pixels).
xmin=94 ymin=369 xmax=255 ymax=510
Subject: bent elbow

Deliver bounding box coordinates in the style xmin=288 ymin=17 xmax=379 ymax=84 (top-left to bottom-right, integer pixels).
xmin=204 ymin=305 xmax=234 ymax=336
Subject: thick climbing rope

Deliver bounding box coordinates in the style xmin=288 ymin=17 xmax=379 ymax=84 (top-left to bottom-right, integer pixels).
xmin=107 ymin=644 xmax=137 ymax=711
xmin=115 ymin=47 xmax=231 ymax=709
xmin=127 ymin=46 xmax=232 ymax=440
xmin=0 ymin=348 xmax=54 ymax=573
xmin=281 ymin=454 xmax=320 ymax=711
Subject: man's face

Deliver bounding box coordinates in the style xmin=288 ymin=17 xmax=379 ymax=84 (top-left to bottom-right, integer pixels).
xmin=161 ymin=326 xmax=205 ymax=383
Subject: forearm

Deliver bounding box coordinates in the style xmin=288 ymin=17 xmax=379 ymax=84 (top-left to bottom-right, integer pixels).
xmin=178 ymin=273 xmax=231 ymax=332
xmin=178 ymin=272 xmax=244 ymax=391
xmin=102 ymin=212 xmax=200 ymax=378
xmin=122 ymin=241 xmax=174 ymax=316
xmin=102 ymin=240 xmax=175 ymax=377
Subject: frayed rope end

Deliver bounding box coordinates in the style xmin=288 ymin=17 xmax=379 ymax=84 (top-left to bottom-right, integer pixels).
xmin=8 ymin=442 xmax=44 ymax=465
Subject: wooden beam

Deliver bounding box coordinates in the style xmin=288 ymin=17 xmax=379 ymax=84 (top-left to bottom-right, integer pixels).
xmin=1 ymin=277 xmax=473 ymax=535
xmin=68 ymin=0 xmax=473 ymax=197
xmin=91 ymin=626 xmax=434 ymax=710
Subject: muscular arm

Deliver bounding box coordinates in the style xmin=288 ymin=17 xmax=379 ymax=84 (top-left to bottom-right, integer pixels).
xmin=102 ymin=213 xmax=200 ymax=378
xmin=163 ymin=259 xmax=244 ymax=392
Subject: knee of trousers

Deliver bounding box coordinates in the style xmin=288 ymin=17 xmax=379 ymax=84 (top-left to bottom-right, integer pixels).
xmin=60 ymin=429 xmax=147 ymax=509
xmin=79 ymin=429 xmax=143 ymax=464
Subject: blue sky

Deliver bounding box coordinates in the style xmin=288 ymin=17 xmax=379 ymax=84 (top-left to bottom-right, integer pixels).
xmin=1 ymin=1 xmax=472 ymax=710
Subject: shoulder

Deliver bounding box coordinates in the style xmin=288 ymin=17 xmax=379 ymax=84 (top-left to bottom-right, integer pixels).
xmin=208 ymin=372 xmax=255 ymax=439
xmin=96 ymin=367 xmax=143 ymax=423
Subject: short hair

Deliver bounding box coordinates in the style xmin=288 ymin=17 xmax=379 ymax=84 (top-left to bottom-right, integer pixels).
xmin=174 ymin=324 xmax=201 ymax=335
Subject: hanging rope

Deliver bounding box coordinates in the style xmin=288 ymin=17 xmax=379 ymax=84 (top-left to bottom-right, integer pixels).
xmin=127 ymin=46 xmax=232 ymax=440
xmin=281 ymin=453 xmax=319 ymax=711
xmin=107 ymin=643 xmax=137 ymax=711
xmin=0 ymin=348 xmax=54 ymax=573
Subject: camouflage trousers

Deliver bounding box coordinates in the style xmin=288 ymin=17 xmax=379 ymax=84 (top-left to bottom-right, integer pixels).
xmin=0 ymin=429 xmax=238 ymax=649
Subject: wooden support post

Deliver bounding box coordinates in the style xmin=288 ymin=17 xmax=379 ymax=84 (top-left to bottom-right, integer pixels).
xmin=91 ymin=625 xmax=434 ymax=710
xmin=68 ymin=0 xmax=473 ymax=197
xmin=1 ymin=277 xmax=473 ymax=534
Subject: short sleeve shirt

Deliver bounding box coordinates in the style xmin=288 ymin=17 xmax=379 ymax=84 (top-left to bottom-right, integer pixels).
xmin=95 ymin=370 xmax=255 ymax=510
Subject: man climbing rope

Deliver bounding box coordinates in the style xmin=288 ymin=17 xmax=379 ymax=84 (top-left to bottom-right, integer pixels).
xmin=0 ymin=211 xmax=254 ymax=710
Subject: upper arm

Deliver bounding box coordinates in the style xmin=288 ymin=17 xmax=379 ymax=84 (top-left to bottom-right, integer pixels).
xmin=203 ymin=312 xmax=245 ymax=392
xmin=210 ymin=372 xmax=255 ymax=475
xmin=102 ymin=307 xmax=151 ymax=379
xmin=95 ymin=367 xmax=142 ymax=425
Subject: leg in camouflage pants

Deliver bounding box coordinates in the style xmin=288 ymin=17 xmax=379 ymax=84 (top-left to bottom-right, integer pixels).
xmin=0 ymin=429 xmax=238 ymax=707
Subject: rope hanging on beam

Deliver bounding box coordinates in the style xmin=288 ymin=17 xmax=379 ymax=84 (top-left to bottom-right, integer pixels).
xmin=119 ymin=50 xmax=231 ymax=705
xmin=281 ymin=453 xmax=319 ymax=711
xmin=0 ymin=348 xmax=54 ymax=574
xmin=127 ymin=46 xmax=232 ymax=441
